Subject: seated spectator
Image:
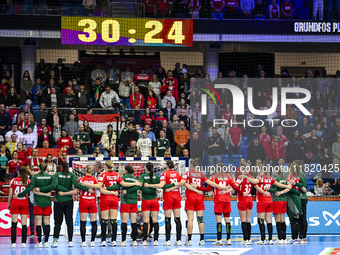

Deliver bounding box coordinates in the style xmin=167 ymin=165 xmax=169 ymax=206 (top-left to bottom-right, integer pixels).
xmin=45 ymin=153 xmax=57 ymax=175
xmin=146 ymin=90 xmax=158 ymax=113
xmin=63 ymin=80 xmax=78 ymax=96
xmin=23 ymin=126 xmax=38 ymax=148
xmin=20 ymin=70 xmax=34 ymax=104
xmin=37 ymin=118 xmax=52 ymax=136
xmin=210 ymin=0 xmax=226 ymax=19
xmin=76 ymin=84 xmax=90 ymax=108
xmin=314 ymin=178 xmax=325 ymax=196
xmin=93 ymin=147 xmax=104 ymax=157
xmin=6 ymin=150 xmax=24 ymax=180
xmin=163 ymin=101 xmax=176 ymax=122
xmin=283 ymin=104 xmax=297 ymax=120
xmin=99 ymin=85 xmax=120 ymax=110
xmin=5 ymin=134 xmax=18 ymax=155
xmin=100 ymin=124 xmax=117 ymax=157
xmin=69 ymin=141 xmax=82 ymax=155
xmin=91 ymin=62 xmax=106 ymax=86
xmin=155 ymin=109 xmax=167 ymax=122
xmin=334 ymin=178 xmax=340 ymax=196
xmin=73 ymin=124 xmax=91 ymax=154
xmin=38 ymin=126 xmax=54 ymax=148
xmin=57 ymin=130 xmax=73 ymax=150
xmin=18 ymin=112 xmax=32 ymax=134
xmin=269 ymin=135 xmax=285 ymax=166
xmin=120 ymin=122 xmax=139 ymax=153
xmin=325 ymin=182 xmax=334 ymax=195
xmin=65 ymin=113 xmax=79 ymax=138
xmin=253 ymin=0 xmax=266 ymax=18
xmin=176 ymin=98 xmax=190 ymax=116
xmin=57 ymin=148 xmax=68 ymax=171
xmin=241 ymin=0 xmax=255 ymax=18
xmin=0 ymin=104 xmax=12 ymax=135
xmin=77 ymin=149 xmax=83 ymax=155
xmin=46 ymin=88 xmax=62 ymax=107
xmin=280 ymin=0 xmax=293 ymax=18
xmin=91 ymin=78 xmax=105 ymax=108
xmin=141 ymin=107 xmax=155 ymax=128
xmin=5 ymin=87 xmax=20 ymax=107
xmin=269 ymin=0 xmax=280 ymax=19
xmin=125 ymin=140 xmax=142 ymax=157
xmin=62 ymin=87 xmax=77 ymax=107
xmin=35 ymin=103 xmax=48 ymax=127
xmin=299 ymin=117 xmax=313 ymax=139
xmin=163 ymin=151 xmax=172 ymax=157
xmin=109 ymin=146 xmax=124 ymax=157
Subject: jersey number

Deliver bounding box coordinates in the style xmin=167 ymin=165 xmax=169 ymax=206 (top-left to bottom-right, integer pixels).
xmin=192 ymin=178 xmax=201 ymax=187
xmin=14 ymin=186 xmax=25 ymax=194
xmin=169 ymin=178 xmax=177 ymax=184
xmin=244 ymin=184 xmax=252 ymax=193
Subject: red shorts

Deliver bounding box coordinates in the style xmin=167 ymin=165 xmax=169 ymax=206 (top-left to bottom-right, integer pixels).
xmin=185 ymin=195 xmax=205 ymax=211
xmin=33 ymin=206 xmax=52 ymax=216
xmin=142 ymin=199 xmax=159 ymax=212
xmin=10 ymin=199 xmax=29 ymax=215
xmin=100 ymin=199 xmax=119 ymax=211
xmin=120 ymin=204 xmax=138 ymax=213
xmin=163 ymin=197 xmax=181 ymax=210
xmin=237 ymin=200 xmax=253 ymax=211
xmin=273 ymin=201 xmax=287 ymax=214
xmin=214 ymin=201 xmax=231 ymax=214
xmin=79 ymin=200 xmax=97 ymax=214
xmin=257 ymin=202 xmax=273 ymax=213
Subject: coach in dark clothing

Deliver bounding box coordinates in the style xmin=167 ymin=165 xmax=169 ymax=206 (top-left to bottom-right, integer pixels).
xmin=247 ymin=137 xmax=266 ymax=166
xmin=190 ymin=131 xmax=204 ymax=165
xmin=120 ymin=122 xmax=139 ymax=153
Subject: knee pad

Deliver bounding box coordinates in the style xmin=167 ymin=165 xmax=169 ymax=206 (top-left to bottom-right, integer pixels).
xmin=101 ymin=219 xmax=108 ymax=224
xmin=197 ymin=216 xmax=204 ymax=224
xmin=110 ymin=219 xmax=117 ymax=224
xmin=174 ymin=217 xmax=180 ymax=223
xmin=165 ymin=217 xmax=171 ymax=223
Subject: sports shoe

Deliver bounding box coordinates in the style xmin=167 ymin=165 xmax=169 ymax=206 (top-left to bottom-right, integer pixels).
xmin=29 ymin=235 xmax=35 ymax=238
xmin=273 ymin=239 xmax=279 ymax=244
xmin=301 ymin=238 xmax=307 ymax=244
xmin=10 ymin=243 xmax=16 ymax=248
xmin=118 ymin=241 xmax=126 ymax=247
xmin=110 ymin=241 xmax=116 ymax=247
xmin=68 ymin=241 xmax=74 ymax=247
xmin=225 ymin=239 xmax=232 ymax=245
xmin=246 ymin=240 xmax=253 ymax=245
xmin=22 ymin=243 xmax=26 ymax=248
xmin=153 ymin=240 xmax=158 ymax=246
xmin=284 ymin=239 xmax=289 ymax=244
xmin=213 ymin=240 xmax=223 ymax=246
xmin=163 ymin=241 xmax=171 ymax=246
xmin=174 ymin=240 xmax=182 ymax=246
xmin=51 ymin=241 xmax=58 ymax=248
xmin=80 ymin=242 xmax=86 ymax=247
xmin=43 ymin=242 xmax=49 ymax=248
xmin=99 ymin=241 xmax=106 ymax=247
xmin=35 ymin=242 xmax=43 ymax=248
xmin=238 ymin=240 xmax=247 ymax=245
xmin=185 ymin=240 xmax=192 ymax=246
xmin=89 ymin=241 xmax=95 ymax=247
xmin=292 ymin=239 xmax=300 ymax=244
xmin=279 ymin=240 xmax=284 ymax=245
xmin=255 ymin=240 xmax=266 ymax=245
xmin=140 ymin=240 xmax=147 ymax=246
xmin=267 ymin=240 xmax=274 ymax=245
xmin=199 ymin=240 xmax=205 ymax=246
xmin=130 ymin=241 xmax=138 ymax=246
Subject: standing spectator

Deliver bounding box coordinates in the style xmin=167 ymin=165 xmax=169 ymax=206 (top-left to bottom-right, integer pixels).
xmin=188 ymin=0 xmax=201 ymax=18
xmin=190 ymin=131 xmax=204 ymax=164
xmin=269 ymin=135 xmax=285 ymax=166
xmin=0 ymin=144 xmax=10 ymax=179
xmin=65 ymin=114 xmax=79 ymax=138
xmin=258 ymin=126 xmax=271 ymax=162
xmin=146 ymin=90 xmax=158 ymax=113
xmin=0 ymin=104 xmax=11 ymax=135
xmin=73 ymin=124 xmax=91 ymax=154
xmin=137 ymin=130 xmax=152 ymax=157
xmin=120 ymin=122 xmax=139 ymax=153
xmin=176 ymin=98 xmax=190 ymax=116
xmin=157 ymin=0 xmax=170 ymax=17
xmin=247 ymin=137 xmax=266 ymax=166
xmin=162 ymin=91 xmax=176 ymax=109
xmin=57 ymin=130 xmax=73 ymax=150
xmin=142 ymin=0 xmax=156 ymax=17
xmin=99 ymin=85 xmax=120 ymax=110
xmin=70 ymin=62 xmax=85 ymax=90
xmin=178 ymin=109 xmax=190 ymax=131
xmin=305 ymin=129 xmax=323 ymax=163
xmin=31 ymin=78 xmax=43 ymax=106
xmin=280 ymin=0 xmax=293 ymax=18
xmin=332 ymin=134 xmax=340 ymax=165
xmin=225 ymin=0 xmax=239 ymax=18
xmin=313 ymin=0 xmax=323 ymax=20
xmin=328 ymin=0 xmax=339 ymax=20
xmin=206 ymin=127 xmax=224 ymax=167
xmin=141 ymin=107 xmax=155 ymax=128
xmin=107 ymin=61 xmax=120 ymax=93
xmin=154 ymin=130 xmax=171 ymax=157
xmin=5 ymin=87 xmax=20 ymax=107
xmin=289 ymin=130 xmax=305 ymax=162
xmin=173 ymin=0 xmax=188 ymax=18
xmin=91 ymin=62 xmax=106 ymax=86
xmin=130 ymin=86 xmax=145 ymax=121
xmin=148 ymin=75 xmax=161 ymax=100
xmin=163 ymin=70 xmax=178 ymax=91
xmin=203 ymin=96 xmax=219 ymax=131
xmin=269 ymin=0 xmax=280 ymax=19
xmin=125 ymin=140 xmax=142 ymax=157
xmin=20 ymin=70 xmax=34 ymax=105
xmin=240 ymin=0 xmax=254 ymax=18
xmin=253 ymin=0 xmax=266 ymax=18
xmin=142 ymin=124 xmax=157 ymax=144
xmin=210 ymin=0 xmax=225 ymax=19
xmin=329 ymin=118 xmax=340 ymax=145
xmin=5 ymin=124 xmax=24 ymax=143
xmin=53 ymin=58 xmax=69 ymax=91
xmin=5 ymin=134 xmax=18 ymax=155
xmin=283 ymin=104 xmax=297 ymax=120
xmin=83 ymin=0 xmax=96 ymax=16
xmin=91 ymin=78 xmax=105 ymax=108
xmin=37 ymin=126 xmax=53 ymax=148
xmin=163 ymin=101 xmax=176 ymax=122
xmin=62 ymin=87 xmax=77 ymax=107
xmin=84 ymin=120 xmax=95 ymax=153
xmin=23 ymin=126 xmax=38 ymax=148
xmin=228 ymin=123 xmax=242 ymax=154
xmin=174 ymin=121 xmax=190 ymax=156
xmin=46 ymin=88 xmax=62 ymax=107
xmin=76 ymin=84 xmax=91 ymax=109
xmin=47 ymin=106 xmax=63 ymax=139
xmin=119 ymin=65 xmax=134 ymax=107
xmin=18 ymin=112 xmax=32 ymax=134
xmin=35 ymin=59 xmax=49 ymax=86
xmin=100 ymin=124 xmax=117 ymax=157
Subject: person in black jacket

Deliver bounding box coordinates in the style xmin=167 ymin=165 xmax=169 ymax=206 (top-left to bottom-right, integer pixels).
xmin=5 ymin=87 xmax=21 ymax=107
xmin=120 ymin=122 xmax=139 ymax=153
xmin=91 ymin=78 xmax=105 ymax=108
xmin=46 ymin=106 xmax=64 ymax=132
xmin=35 ymin=59 xmax=50 ymax=86
xmin=154 ymin=120 xmax=173 ymax=143
xmin=190 ymin=131 xmax=204 ymax=165
xmin=0 ymin=104 xmax=11 ymax=135
xmin=37 ymin=126 xmax=54 ymax=148
xmin=69 ymin=61 xmax=85 ymax=90
xmin=46 ymin=88 xmax=62 ymax=107
xmin=163 ymin=101 xmax=176 ymax=122
xmin=247 ymin=137 xmax=266 ymax=166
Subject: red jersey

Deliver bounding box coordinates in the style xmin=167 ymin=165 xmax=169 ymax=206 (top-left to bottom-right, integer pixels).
xmin=37 ymin=126 xmax=52 ymax=136
xmin=78 ymin=175 xmax=98 ymax=201
xmin=270 ymin=4 xmax=279 ymax=18
xmin=281 ymin=2 xmax=293 ymax=16
xmin=160 ymin=84 xmax=178 ymax=101
xmin=164 ymin=77 xmax=178 ymax=89
xmin=98 ymin=171 xmax=123 ymax=201
xmin=222 ymin=110 xmax=233 ymax=121
xmin=141 ymin=115 xmax=155 ymax=127
xmin=228 ymin=127 xmax=242 ymax=144
xmin=18 ymin=120 xmax=31 ymax=134
xmin=258 ymin=133 xmax=271 ymax=155
xmin=10 ymin=177 xmax=30 ymax=200
xmin=256 ymin=174 xmax=275 ymax=203
xmin=16 ymin=150 xmax=27 ymax=163
xmin=146 ymin=96 xmax=157 ymax=110
xmin=57 ymin=137 xmax=73 ymax=148
xmin=160 ymin=169 xmax=182 ymax=201
xmin=157 ymin=0 xmax=168 ymax=15
xmin=28 ymin=157 xmax=43 ymax=172
xmin=183 ymin=170 xmax=207 ymax=198
xmin=236 ymin=174 xmax=255 ymax=202
xmin=211 ymin=0 xmax=225 ymax=12
xmin=287 ymin=174 xmax=300 ymax=191
xmin=130 ymin=92 xmax=145 ymax=109
xmin=141 ymin=0 xmax=155 ymax=13
xmin=269 ymin=142 xmax=285 ymax=160
xmin=0 ymin=84 xmax=9 ymax=97
xmin=210 ymin=173 xmax=235 ymax=203
xmin=7 ymin=159 xmax=24 ymax=173
xmin=225 ymin=0 xmax=238 ymax=11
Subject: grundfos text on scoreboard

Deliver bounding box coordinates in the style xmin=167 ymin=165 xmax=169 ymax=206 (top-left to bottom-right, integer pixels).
xmin=294 ymin=22 xmax=340 ymax=33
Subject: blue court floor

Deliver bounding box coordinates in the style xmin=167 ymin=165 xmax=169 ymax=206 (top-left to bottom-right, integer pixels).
xmin=1 ymin=234 xmax=339 ymax=255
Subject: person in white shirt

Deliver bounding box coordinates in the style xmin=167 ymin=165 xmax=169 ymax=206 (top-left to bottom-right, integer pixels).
xmin=99 ymin=85 xmax=120 ymax=109
xmin=91 ymin=62 xmax=107 ymax=86
xmin=5 ymin=124 xmax=24 ymax=143
xmin=148 ymin=74 xmax=161 ymax=97
xmin=23 ymin=126 xmax=38 ymax=148
xmin=136 ymin=130 xmax=152 ymax=157
xmin=162 ymin=90 xmax=176 ymax=109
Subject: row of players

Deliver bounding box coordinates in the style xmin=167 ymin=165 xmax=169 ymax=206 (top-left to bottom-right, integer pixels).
xmin=8 ymin=158 xmax=307 ymax=248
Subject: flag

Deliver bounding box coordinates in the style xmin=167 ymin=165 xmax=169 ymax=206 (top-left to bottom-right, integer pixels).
xmin=78 ymin=114 xmax=121 ymax=135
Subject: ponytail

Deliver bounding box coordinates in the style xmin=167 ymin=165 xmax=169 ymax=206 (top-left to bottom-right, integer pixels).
xmin=146 ymin=162 xmax=154 ymax=184
xmin=18 ymin=166 xmax=28 ymax=187
xmin=166 ymin=160 xmax=174 ymax=170
xmin=60 ymin=161 xmax=69 ymax=176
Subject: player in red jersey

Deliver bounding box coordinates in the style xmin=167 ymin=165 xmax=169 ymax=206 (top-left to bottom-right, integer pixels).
xmin=8 ymin=166 xmax=30 ymax=248
xmin=181 ymin=160 xmax=238 ymax=246
xmin=6 ymin=151 xmax=24 ymax=180
xmin=241 ymin=164 xmax=291 ymax=245
xmin=235 ymin=163 xmax=256 ymax=245
xmin=80 ymin=160 xmax=141 ymax=247
xmin=144 ymin=160 xmax=183 ymax=246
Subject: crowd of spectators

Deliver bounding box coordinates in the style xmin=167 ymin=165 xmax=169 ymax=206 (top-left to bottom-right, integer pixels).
xmin=0 ymin=0 xmax=339 ymax=20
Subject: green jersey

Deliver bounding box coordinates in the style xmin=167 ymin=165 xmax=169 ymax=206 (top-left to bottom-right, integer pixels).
xmin=18 ymin=172 xmax=53 ymax=207
xmin=73 ymin=132 xmax=90 ymax=152
xmin=40 ymin=172 xmax=89 ymax=202
xmin=139 ymin=172 xmax=175 ymax=200
xmin=155 ymin=138 xmax=170 ymax=157
xmin=297 ymin=177 xmax=307 ymax=199
xmin=269 ymin=175 xmax=287 ymax=202
xmin=107 ymin=174 xmax=140 ymax=204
